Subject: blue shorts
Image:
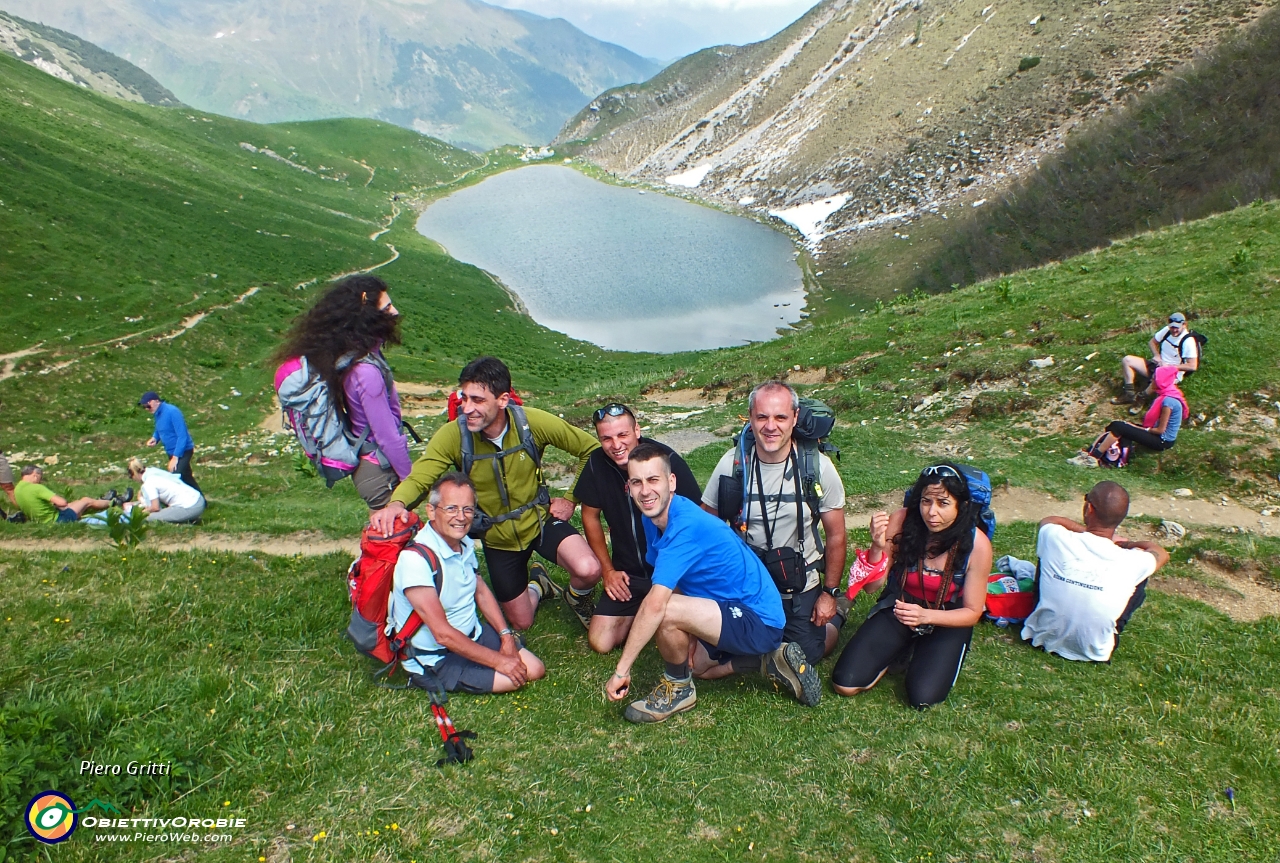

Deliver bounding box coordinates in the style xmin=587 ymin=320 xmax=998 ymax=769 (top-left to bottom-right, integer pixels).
xmin=703 ymin=600 xmax=784 ymax=660
xmin=56 ymin=508 xmax=80 ymax=524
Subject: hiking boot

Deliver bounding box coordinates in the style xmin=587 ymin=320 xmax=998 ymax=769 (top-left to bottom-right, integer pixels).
xmin=564 ymin=588 xmax=595 ymax=630
xmin=105 ymin=489 xmax=122 ymax=507
xmin=1110 ymin=387 xmax=1136 ymax=405
xmin=623 ymin=676 xmax=697 ymax=723
xmin=528 ymin=562 xmax=562 ymax=603
xmin=122 ymin=487 xmax=135 ymax=503
xmin=765 ymin=641 xmax=821 ymax=707
xmin=1066 ymin=452 xmax=1099 ymax=468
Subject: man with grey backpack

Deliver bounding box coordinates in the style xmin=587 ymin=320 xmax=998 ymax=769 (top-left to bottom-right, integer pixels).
xmin=371 ymin=357 xmax=602 ymax=633
xmin=699 ymin=381 xmax=849 ymax=703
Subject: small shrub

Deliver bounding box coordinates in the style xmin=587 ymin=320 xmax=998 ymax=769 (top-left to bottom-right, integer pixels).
xmin=1018 ymin=56 xmax=1041 ymax=72
xmin=292 ymin=450 xmax=318 ymax=477
xmin=104 ymin=506 xmax=148 ymax=549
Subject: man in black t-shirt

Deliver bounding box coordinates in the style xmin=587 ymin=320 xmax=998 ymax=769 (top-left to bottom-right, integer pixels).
xmin=573 ymin=404 xmax=702 ymax=653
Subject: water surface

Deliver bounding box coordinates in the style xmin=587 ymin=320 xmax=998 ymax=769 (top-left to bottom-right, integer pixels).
xmin=416 ymin=165 xmax=804 ymax=352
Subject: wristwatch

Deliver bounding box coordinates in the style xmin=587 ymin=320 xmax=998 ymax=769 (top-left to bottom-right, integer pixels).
xmin=823 ymin=586 xmax=841 ymax=598
xmin=499 ymin=628 xmax=515 ymax=637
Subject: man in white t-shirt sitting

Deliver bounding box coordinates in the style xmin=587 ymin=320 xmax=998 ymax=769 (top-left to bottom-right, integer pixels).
xmin=1022 ymin=481 xmax=1169 ymax=662
xmin=1115 ymin=311 xmax=1200 ymax=404
xmin=390 ymin=472 xmax=545 ymax=694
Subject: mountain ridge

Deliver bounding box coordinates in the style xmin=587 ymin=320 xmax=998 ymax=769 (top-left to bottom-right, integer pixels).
xmin=558 ymin=0 xmax=1277 ymax=253
xmin=2 ymin=0 xmax=661 ymax=150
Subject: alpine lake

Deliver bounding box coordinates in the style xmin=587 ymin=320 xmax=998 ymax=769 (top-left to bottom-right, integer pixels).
xmin=416 ymin=164 xmax=806 ymax=353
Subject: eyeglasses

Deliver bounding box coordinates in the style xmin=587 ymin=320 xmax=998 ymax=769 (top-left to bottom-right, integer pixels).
xmin=593 ymin=403 xmax=634 ymax=423
xmin=439 ymin=505 xmax=476 ymax=518
xmin=920 ymin=465 xmax=962 ymax=481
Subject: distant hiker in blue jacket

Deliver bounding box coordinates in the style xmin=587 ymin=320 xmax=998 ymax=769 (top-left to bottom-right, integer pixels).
xmin=139 ymin=391 xmax=201 ymax=493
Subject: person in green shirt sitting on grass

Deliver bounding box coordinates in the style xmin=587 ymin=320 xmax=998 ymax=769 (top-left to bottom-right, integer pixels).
xmin=14 ymin=465 xmax=117 ymax=524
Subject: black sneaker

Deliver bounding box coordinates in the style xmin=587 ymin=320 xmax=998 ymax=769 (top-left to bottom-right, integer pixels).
xmin=623 ymin=676 xmax=696 ymax=723
xmin=765 ymin=642 xmax=821 ymax=707
xmin=122 ymin=487 xmax=135 ymax=503
xmin=564 ymin=588 xmax=595 ymax=630
xmin=104 ymin=489 xmax=122 ymax=507
xmin=528 ymin=562 xmax=562 ymax=603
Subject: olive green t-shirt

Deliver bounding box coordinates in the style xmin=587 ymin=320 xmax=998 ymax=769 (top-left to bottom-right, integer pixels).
xmin=15 ymin=480 xmax=60 ymax=524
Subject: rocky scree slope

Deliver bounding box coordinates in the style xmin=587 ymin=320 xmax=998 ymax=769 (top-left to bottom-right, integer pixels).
xmin=0 ymin=9 xmax=179 ymax=106
xmin=4 ymin=0 xmax=660 ymax=151
xmin=558 ymin=0 xmax=1276 ymax=252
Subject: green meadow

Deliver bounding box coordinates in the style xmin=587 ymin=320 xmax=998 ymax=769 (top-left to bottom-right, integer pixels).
xmin=2 ymin=47 xmax=1279 ymax=861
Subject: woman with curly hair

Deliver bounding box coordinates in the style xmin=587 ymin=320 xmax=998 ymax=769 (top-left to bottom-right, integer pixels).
xmin=831 ymin=463 xmax=992 ymax=709
xmin=274 ymin=275 xmax=411 ymax=509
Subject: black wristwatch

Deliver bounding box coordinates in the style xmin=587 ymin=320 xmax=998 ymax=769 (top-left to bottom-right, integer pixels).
xmin=823 ymin=585 xmax=841 ymax=598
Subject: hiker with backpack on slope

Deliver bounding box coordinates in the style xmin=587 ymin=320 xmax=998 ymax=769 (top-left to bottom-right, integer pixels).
xmin=831 ymin=463 xmax=993 ymax=709
xmin=699 ymin=382 xmax=848 ymax=699
xmin=273 ymin=275 xmax=412 ymax=510
xmin=1070 ymin=365 xmax=1188 ymax=468
xmin=370 ymin=357 xmax=603 ymax=632
xmin=1114 ymin=311 xmax=1202 ymax=404
xmin=387 ymin=472 xmax=545 ymax=693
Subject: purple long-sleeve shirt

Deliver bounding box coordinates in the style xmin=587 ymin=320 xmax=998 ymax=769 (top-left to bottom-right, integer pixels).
xmin=343 ymin=356 xmax=412 ymax=480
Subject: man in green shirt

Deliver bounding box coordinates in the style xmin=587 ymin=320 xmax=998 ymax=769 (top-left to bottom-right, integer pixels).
xmin=14 ymin=465 xmax=114 ymax=524
xmin=371 ymin=357 xmax=603 ymax=632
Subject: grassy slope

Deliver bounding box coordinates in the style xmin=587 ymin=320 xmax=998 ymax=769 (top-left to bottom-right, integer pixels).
xmin=2 ymin=42 xmax=1280 ymax=863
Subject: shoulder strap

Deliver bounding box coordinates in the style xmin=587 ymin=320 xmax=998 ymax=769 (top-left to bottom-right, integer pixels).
xmin=507 ymin=403 xmax=541 ymax=467
xmin=390 ymin=542 xmax=444 ymax=651
xmin=458 ymin=416 xmax=475 ymax=475
xmin=794 ymin=439 xmax=826 ymax=555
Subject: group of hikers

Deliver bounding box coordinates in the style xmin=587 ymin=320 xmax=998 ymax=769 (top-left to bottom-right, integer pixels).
xmin=267 ymin=275 xmax=1173 ymax=721
xmin=0 ymin=274 xmax=1184 ymax=722
xmin=0 ymin=391 xmax=205 ymax=526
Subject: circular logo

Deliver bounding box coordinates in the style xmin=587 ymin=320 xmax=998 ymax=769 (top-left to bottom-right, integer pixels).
xmin=26 ymin=791 xmax=77 ymax=844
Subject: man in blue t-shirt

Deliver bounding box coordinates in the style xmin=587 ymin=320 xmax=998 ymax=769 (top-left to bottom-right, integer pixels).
xmin=605 ymin=443 xmax=820 ymax=723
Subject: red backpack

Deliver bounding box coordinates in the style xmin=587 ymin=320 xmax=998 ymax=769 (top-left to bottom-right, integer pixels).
xmin=345 ymin=512 xmax=441 ymax=681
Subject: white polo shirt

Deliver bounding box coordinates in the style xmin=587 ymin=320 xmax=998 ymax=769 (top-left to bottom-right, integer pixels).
xmin=139 ymin=468 xmax=202 ymax=510
xmin=388 ymin=523 xmax=482 ymax=674
xmin=1021 ymin=524 xmax=1157 ymax=662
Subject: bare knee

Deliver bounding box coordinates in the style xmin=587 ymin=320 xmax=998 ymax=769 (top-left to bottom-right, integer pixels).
xmin=521 ymin=650 xmax=546 ymax=681
xmin=504 ymin=601 xmax=535 ymax=632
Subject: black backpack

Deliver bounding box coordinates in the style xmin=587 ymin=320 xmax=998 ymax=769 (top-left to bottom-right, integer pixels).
xmin=1161 ymin=329 xmax=1207 ymax=375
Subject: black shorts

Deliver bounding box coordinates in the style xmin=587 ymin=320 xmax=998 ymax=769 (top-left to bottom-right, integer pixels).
xmin=595 ymin=574 xmax=653 ymax=618
xmin=482 ymin=518 xmax=581 ymax=603
xmin=780 ymin=586 xmax=830 ymax=664
xmin=411 ymin=623 xmax=499 ymax=693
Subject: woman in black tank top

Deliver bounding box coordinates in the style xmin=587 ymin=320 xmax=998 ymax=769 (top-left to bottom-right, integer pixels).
xmin=831 ymin=463 xmax=993 ymax=709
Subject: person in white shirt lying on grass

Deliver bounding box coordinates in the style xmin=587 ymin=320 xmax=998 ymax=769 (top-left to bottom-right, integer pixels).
xmin=1021 ymin=480 xmax=1169 ymax=662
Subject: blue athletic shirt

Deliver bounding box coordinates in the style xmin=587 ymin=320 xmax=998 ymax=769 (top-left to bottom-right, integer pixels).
xmin=153 ymin=401 xmax=195 ymax=456
xmin=643 ymin=494 xmax=784 ymax=628
xmin=1159 ymin=396 xmax=1183 ymax=443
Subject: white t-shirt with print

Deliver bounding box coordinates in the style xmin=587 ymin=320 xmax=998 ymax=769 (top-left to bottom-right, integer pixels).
xmin=703 ymin=444 xmax=845 ymax=591
xmin=1021 ymin=523 xmax=1157 ymax=662
xmin=139 ymin=468 xmax=202 ymax=510
xmin=388 ymin=525 xmax=482 ymax=674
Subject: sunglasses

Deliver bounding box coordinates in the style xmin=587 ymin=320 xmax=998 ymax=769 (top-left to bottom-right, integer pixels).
xmin=593 ymin=403 xmax=634 ymax=423
xmin=920 ymin=465 xmax=962 ymax=481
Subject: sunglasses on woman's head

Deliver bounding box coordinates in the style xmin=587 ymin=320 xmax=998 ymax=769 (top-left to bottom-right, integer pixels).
xmin=920 ymin=465 xmax=962 ymax=481
xmin=593 ymin=403 xmax=634 ymax=423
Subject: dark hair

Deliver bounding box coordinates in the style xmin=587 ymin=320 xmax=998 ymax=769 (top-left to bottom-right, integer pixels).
xmin=272 ymin=275 xmax=400 ymax=421
xmin=459 ymin=356 xmax=511 ymax=398
xmin=626 ymin=442 xmax=671 ymax=474
xmin=1087 ymin=480 xmax=1129 ymax=528
xmin=429 ymin=471 xmax=477 ymax=505
xmin=890 ymin=462 xmax=978 ymax=583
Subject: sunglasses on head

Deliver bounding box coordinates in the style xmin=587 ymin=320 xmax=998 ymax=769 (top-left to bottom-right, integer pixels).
xmin=593 ymin=403 xmax=634 ymax=423
xmin=920 ymin=465 xmax=962 ymax=482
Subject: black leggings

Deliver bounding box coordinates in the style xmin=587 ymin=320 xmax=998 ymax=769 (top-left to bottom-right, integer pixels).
xmin=1105 ymin=421 xmax=1173 ymax=453
xmin=831 ymin=609 xmax=973 ymax=709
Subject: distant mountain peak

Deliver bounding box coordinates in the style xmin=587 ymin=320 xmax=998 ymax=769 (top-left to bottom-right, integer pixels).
xmin=0 ymin=9 xmax=180 ymax=106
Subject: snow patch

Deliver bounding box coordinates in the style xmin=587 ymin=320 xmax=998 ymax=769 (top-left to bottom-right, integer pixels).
xmin=30 ymin=57 xmax=75 ymax=84
xmin=666 ymin=165 xmax=713 ymax=188
xmin=769 ymin=195 xmax=849 ymax=245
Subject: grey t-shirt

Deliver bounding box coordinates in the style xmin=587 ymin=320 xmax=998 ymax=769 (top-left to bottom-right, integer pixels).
xmin=703 ymin=445 xmax=845 ymax=591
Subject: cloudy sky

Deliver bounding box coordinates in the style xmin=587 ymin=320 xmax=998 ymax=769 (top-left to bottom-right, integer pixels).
xmin=487 ymin=0 xmax=817 ymax=62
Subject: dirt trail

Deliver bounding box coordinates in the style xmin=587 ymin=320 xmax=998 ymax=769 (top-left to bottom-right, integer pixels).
xmin=0 ymin=532 xmax=357 ymax=558
xmin=1154 ymin=563 xmax=1280 ymax=623
xmin=0 ymin=345 xmax=46 ymax=381
xmin=845 ymin=485 xmax=1278 ymax=537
